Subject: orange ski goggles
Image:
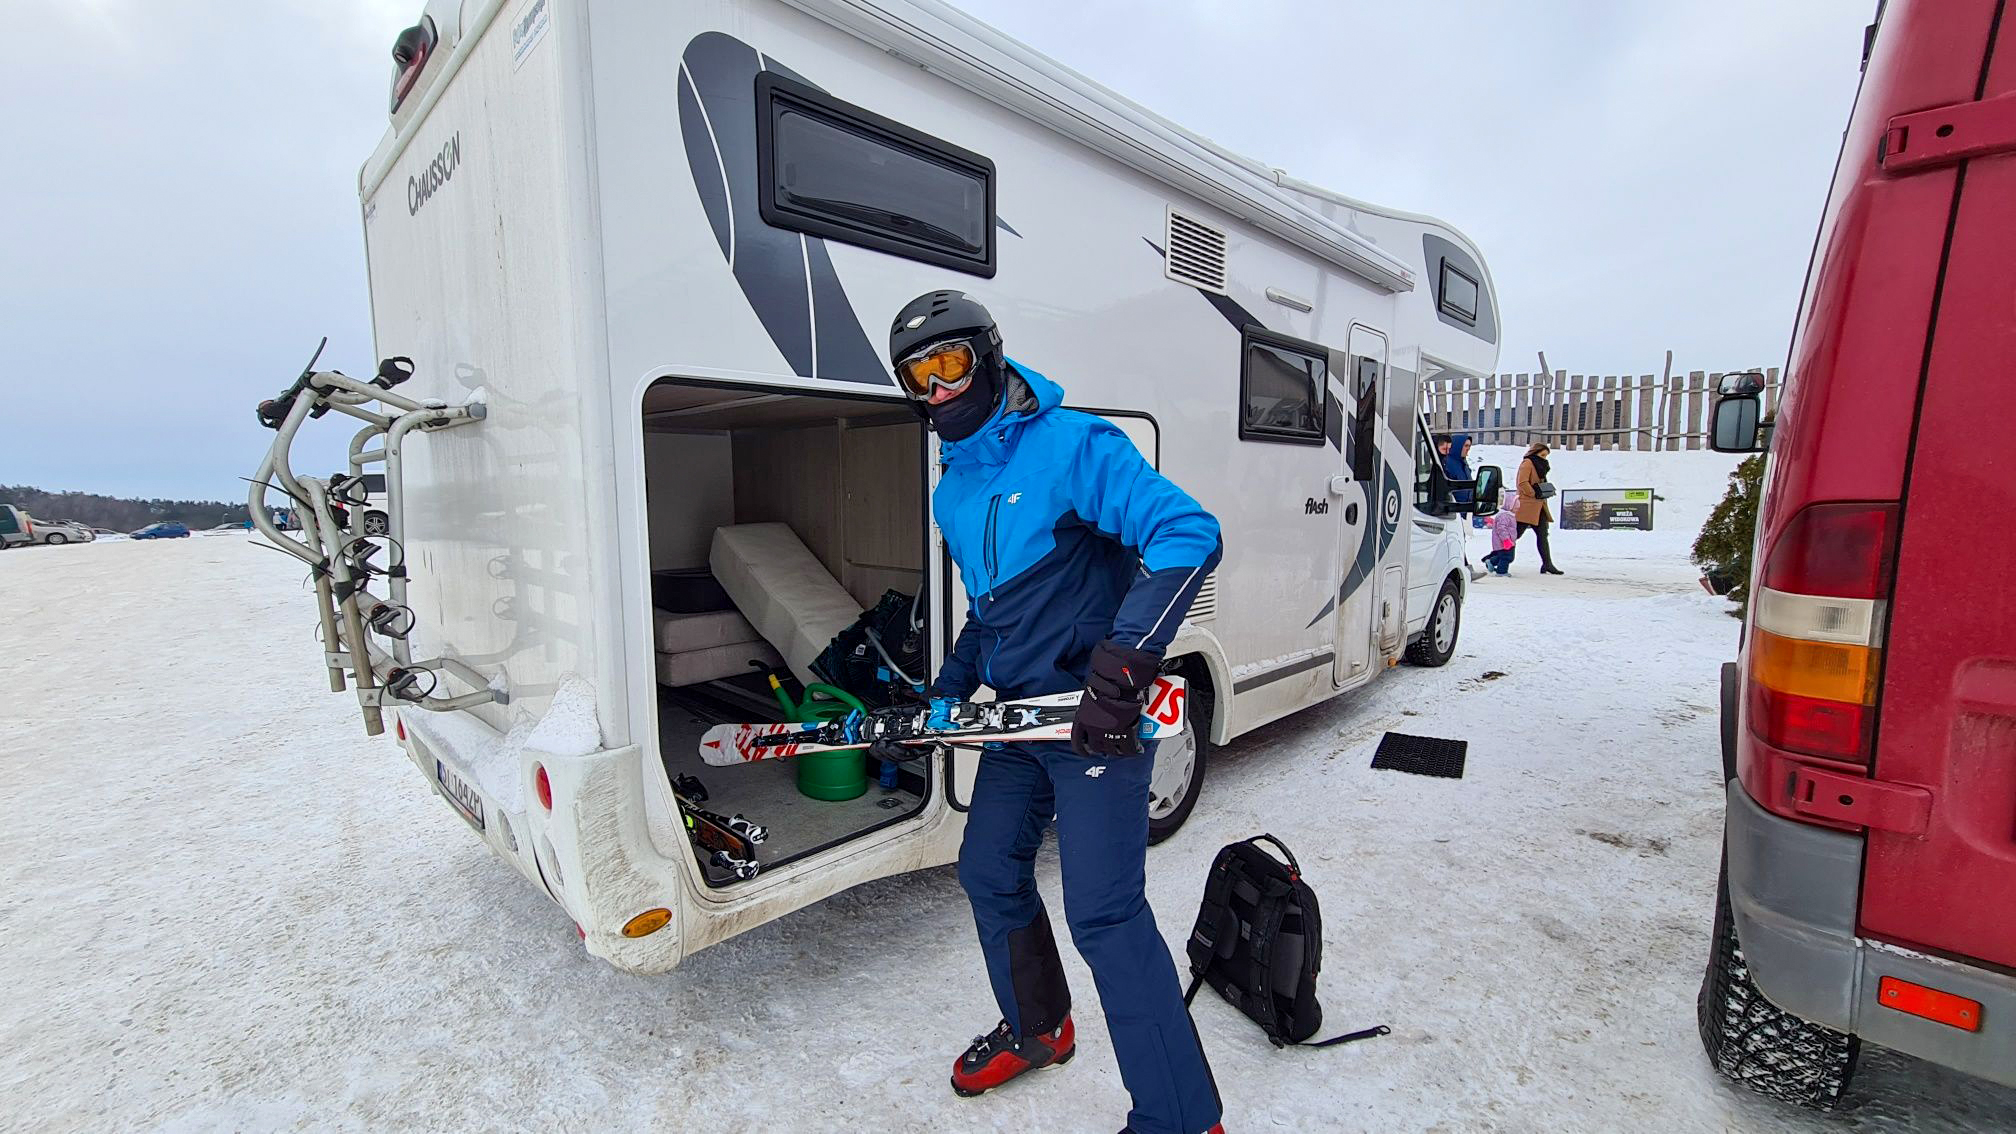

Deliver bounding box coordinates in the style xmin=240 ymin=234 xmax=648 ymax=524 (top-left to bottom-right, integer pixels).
xmin=894 ymin=339 xmax=979 ymax=402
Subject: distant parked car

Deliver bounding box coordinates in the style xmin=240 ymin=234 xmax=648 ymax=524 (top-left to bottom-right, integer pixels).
xmin=206 ymin=521 xmax=252 ymax=533
xmin=0 ymin=504 xmax=31 ymax=549
xmin=131 ymin=522 xmax=191 ymax=540
xmin=31 ymin=518 xmax=94 ymax=545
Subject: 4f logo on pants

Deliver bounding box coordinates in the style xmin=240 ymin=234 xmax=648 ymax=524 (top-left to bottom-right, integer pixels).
xmin=1085 ymin=765 xmax=1107 ymax=778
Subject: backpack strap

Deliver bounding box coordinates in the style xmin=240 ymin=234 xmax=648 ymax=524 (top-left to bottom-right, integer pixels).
xmin=1297 ymin=1024 xmax=1393 ymax=1048
xmin=1245 ymin=833 xmax=1302 ymax=879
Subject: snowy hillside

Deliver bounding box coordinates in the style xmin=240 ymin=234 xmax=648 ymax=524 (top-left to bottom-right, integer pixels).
xmin=3 ymin=449 xmax=2009 ymax=1133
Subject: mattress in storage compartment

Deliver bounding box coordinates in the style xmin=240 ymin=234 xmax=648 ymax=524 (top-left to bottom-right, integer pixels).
xmin=709 ymin=522 xmax=863 ymax=688
xmin=655 ymin=640 xmax=784 ymax=688
xmin=653 ymin=607 xmax=762 ymax=653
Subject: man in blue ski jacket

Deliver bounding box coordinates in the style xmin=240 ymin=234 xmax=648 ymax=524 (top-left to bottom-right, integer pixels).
xmin=876 ymin=291 xmax=1225 ymax=1134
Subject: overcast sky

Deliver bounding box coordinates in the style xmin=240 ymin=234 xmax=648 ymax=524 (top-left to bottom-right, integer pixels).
xmin=1 ymin=0 xmax=1871 ymax=500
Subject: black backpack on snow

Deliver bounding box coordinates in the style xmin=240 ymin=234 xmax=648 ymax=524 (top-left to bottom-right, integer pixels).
xmin=1184 ymin=834 xmax=1389 ymax=1049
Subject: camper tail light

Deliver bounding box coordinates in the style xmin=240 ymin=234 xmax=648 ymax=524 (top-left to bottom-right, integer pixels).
xmin=389 ymin=18 xmax=439 ymax=114
xmin=1746 ymin=503 xmax=1898 ymax=764
xmin=535 ymin=764 xmax=552 ymax=811
xmin=622 ymin=909 xmax=673 ymax=938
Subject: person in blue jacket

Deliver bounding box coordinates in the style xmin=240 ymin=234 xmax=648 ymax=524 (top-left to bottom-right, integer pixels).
xmin=1441 ymin=433 xmax=1480 ymax=525
xmin=877 ymin=291 xmax=1224 ymax=1134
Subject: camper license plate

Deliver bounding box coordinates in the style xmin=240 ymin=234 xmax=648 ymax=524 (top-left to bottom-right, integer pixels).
xmin=435 ymin=760 xmax=485 ymax=831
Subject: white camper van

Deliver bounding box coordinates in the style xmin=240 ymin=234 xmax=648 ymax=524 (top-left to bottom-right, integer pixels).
xmin=254 ymin=0 xmax=1501 ymax=973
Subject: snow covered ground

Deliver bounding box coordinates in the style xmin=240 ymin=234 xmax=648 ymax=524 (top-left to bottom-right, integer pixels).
xmin=5 ymin=450 xmax=2014 ymax=1133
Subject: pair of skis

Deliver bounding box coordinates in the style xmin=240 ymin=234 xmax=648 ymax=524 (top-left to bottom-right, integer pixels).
xmin=696 ymin=676 xmax=1190 ymax=767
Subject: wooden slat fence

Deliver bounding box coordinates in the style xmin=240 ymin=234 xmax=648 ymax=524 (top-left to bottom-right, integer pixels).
xmin=1423 ymin=367 xmax=1781 ymax=451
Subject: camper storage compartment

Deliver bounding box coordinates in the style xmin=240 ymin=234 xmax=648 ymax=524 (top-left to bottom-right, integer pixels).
xmin=641 ymin=380 xmax=932 ymax=884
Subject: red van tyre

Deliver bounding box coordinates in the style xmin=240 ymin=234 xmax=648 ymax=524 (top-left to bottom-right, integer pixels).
xmin=1697 ymin=858 xmax=1860 ymax=1109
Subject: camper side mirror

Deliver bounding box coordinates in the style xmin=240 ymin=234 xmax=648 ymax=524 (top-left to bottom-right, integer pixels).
xmin=1471 ymin=466 xmax=1503 ymax=512
xmin=1709 ymin=395 xmax=1763 ymax=453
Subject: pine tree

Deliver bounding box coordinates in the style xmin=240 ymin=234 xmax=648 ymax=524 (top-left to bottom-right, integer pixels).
xmin=1692 ymin=456 xmax=1765 ymax=612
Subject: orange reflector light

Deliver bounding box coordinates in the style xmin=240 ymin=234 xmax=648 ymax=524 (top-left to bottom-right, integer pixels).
xmin=622 ymin=908 xmax=673 ymax=938
xmin=1750 ymin=627 xmax=1878 ymax=706
xmin=395 ymin=716 xmax=406 ymax=742
xmin=1878 ymin=976 xmax=1981 ymax=1032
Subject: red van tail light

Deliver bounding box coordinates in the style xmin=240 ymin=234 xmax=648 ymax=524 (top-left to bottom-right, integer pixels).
xmin=1747 ymin=503 xmax=1898 ymax=764
xmin=1760 ymin=502 xmax=1898 ymax=598
xmin=535 ymin=764 xmax=553 ymax=811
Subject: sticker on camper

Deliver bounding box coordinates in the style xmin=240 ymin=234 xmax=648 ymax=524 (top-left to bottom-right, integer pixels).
xmin=512 ymin=0 xmax=552 ymax=71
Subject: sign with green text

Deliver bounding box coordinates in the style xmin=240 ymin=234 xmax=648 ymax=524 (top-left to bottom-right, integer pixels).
xmin=1559 ymin=488 xmax=1655 ymax=530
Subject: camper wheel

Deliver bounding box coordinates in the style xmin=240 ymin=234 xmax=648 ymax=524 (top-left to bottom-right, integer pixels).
xmin=1404 ymin=576 xmax=1462 ymax=667
xmin=1148 ymin=663 xmax=1211 ymax=844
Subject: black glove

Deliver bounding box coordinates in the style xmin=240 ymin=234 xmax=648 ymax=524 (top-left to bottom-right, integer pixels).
xmin=867 ymin=736 xmax=912 ymax=764
xmin=1072 ymin=640 xmax=1160 ymax=757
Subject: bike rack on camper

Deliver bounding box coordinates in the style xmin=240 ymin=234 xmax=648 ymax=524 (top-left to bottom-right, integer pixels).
xmin=250 ymin=340 xmax=502 ymax=735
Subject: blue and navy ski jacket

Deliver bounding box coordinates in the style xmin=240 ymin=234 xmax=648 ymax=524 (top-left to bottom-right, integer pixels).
xmin=931 ymin=361 xmax=1223 ymax=701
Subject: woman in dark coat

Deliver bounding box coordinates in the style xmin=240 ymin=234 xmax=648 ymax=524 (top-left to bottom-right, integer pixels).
xmin=1515 ymin=443 xmax=1564 ymax=575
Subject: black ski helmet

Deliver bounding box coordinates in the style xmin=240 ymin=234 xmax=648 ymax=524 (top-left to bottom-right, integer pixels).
xmin=889 ymin=291 xmax=1006 ymax=438
xmin=889 ymin=290 xmax=1000 ymax=368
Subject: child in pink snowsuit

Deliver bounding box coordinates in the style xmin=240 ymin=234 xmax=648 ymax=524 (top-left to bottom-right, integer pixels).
xmin=1483 ymin=499 xmax=1519 ymax=575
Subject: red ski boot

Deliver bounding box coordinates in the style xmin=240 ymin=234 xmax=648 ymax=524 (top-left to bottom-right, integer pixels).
xmin=949 ymin=1016 xmax=1076 ymax=1097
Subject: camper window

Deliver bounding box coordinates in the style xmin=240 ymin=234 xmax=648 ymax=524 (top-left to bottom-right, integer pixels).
xmin=1413 ymin=426 xmax=1439 ymax=511
xmin=1350 ymin=356 xmax=1381 ymax=481
xmin=756 ymin=73 xmax=996 ymax=277
xmin=1238 ymin=329 xmax=1327 ymax=444
xmin=1437 ymin=260 xmax=1480 ymax=324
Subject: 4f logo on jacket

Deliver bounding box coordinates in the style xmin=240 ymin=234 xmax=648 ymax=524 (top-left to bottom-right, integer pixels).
xmin=1085 ymin=765 xmax=1107 ymax=778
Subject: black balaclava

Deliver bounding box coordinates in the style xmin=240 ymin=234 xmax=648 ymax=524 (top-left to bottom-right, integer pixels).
xmin=925 ymin=343 xmax=1005 ymax=443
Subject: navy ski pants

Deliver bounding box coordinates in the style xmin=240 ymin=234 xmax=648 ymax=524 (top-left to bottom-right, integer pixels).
xmin=957 ymin=739 xmax=1221 ymax=1134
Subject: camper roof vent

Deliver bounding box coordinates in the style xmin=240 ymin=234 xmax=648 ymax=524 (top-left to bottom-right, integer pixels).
xmin=1164 ymin=208 xmax=1229 ymax=295
xmin=1185 ymin=571 xmax=1219 ymax=622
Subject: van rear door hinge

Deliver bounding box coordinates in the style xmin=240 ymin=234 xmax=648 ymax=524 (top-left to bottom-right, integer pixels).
xmin=1880 ymin=92 xmax=2016 ymax=173
xmin=1788 ymin=764 xmax=1932 ymax=835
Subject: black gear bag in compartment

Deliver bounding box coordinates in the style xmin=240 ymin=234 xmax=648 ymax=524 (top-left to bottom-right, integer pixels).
xmin=1183 ymin=834 xmax=1390 ymax=1049
xmin=811 ymin=589 xmax=926 ymax=707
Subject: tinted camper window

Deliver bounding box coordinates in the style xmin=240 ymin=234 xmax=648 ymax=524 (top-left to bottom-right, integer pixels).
xmin=757 ymin=74 xmax=996 ymax=276
xmin=1239 ymin=331 xmax=1327 ymax=444
xmin=1438 ymin=260 xmax=1479 ymax=324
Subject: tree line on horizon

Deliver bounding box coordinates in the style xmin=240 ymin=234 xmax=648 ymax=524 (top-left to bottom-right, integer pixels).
xmin=0 ymin=484 xmax=249 ymax=532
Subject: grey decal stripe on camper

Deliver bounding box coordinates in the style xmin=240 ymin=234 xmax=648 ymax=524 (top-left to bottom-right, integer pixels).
xmin=677 ymin=32 xmax=891 ymax=386
xmin=1307 ymin=463 xmax=1403 ymax=629
xmin=1143 ymin=233 xmax=1380 ymax=631
xmin=1231 ymin=650 xmax=1335 ymax=694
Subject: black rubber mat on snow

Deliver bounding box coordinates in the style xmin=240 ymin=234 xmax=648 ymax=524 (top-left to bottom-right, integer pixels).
xmin=1371 ymin=732 xmax=1468 ymax=779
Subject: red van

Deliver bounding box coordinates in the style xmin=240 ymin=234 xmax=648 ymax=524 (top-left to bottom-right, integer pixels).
xmin=1697 ymin=0 xmax=2016 ymax=1107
